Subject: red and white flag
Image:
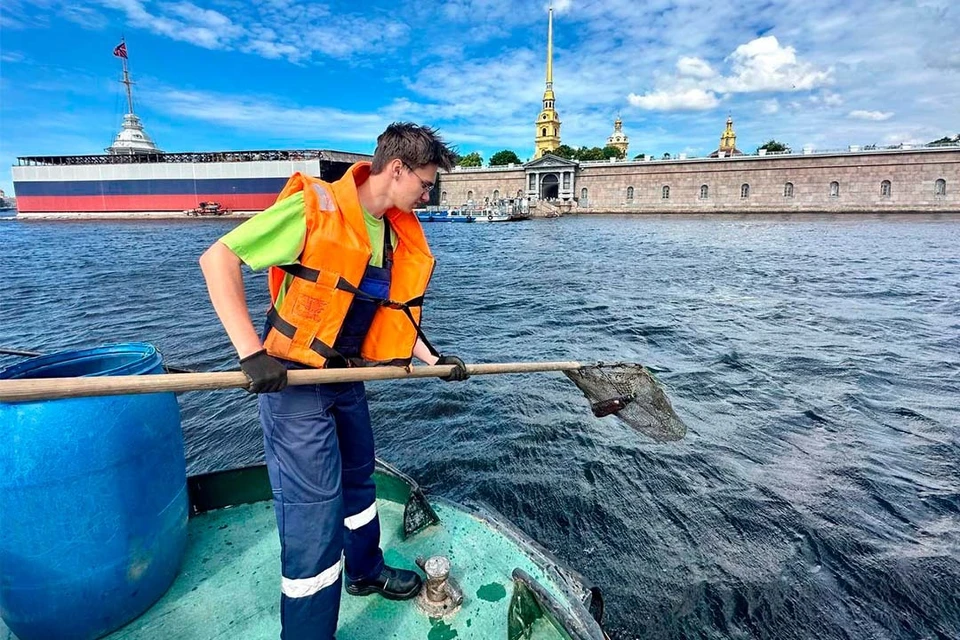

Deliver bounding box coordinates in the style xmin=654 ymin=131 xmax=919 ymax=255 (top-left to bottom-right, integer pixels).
xmin=113 ymin=42 xmax=127 ymax=59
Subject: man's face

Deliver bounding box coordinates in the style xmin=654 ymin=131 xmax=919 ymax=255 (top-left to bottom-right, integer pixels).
xmin=394 ymin=160 xmax=438 ymax=212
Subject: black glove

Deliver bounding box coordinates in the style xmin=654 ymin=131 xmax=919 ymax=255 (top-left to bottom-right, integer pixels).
xmin=240 ymin=349 xmax=288 ymax=393
xmin=436 ymin=354 xmax=469 ymax=382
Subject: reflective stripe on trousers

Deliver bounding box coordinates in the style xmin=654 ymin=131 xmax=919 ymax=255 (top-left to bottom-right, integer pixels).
xmin=259 ymin=380 xmax=385 ymax=640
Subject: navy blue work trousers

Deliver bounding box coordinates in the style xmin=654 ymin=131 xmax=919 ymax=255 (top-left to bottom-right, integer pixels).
xmin=259 ymin=380 xmax=385 ymax=639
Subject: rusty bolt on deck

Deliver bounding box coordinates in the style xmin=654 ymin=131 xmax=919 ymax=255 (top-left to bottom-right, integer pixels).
xmin=415 ymin=555 xmax=463 ymax=619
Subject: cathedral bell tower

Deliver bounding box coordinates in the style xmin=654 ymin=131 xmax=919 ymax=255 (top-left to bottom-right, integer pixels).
xmin=606 ymin=115 xmax=629 ymax=157
xmin=720 ymin=116 xmax=737 ymax=154
xmin=533 ymin=6 xmax=561 ymax=159
xmin=710 ymin=115 xmax=743 ymax=157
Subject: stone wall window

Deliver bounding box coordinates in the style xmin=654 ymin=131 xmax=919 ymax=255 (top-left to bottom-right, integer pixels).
xmin=784 ymin=182 xmax=794 ymax=197
xmin=529 ymin=174 xmax=536 ymax=191
xmin=935 ymin=179 xmax=946 ymax=196
xmin=880 ymin=180 xmax=892 ymax=197
xmin=441 ymin=190 xmax=447 ymax=204
xmin=563 ymin=172 xmax=570 ymax=189
xmin=741 ymin=183 xmax=750 ymax=198
xmin=830 ymin=181 xmax=840 ymax=197
xmin=626 ymin=186 xmax=634 ymax=202
xmin=581 ymin=187 xmax=588 ymax=200
xmin=700 ymin=185 xmax=709 ymax=199
xmin=541 ymin=128 xmax=547 ymax=137
xmin=662 ymin=185 xmax=670 ymax=199
xmin=493 ymin=189 xmax=500 ymax=200
xmin=467 ymin=190 xmax=474 ymax=202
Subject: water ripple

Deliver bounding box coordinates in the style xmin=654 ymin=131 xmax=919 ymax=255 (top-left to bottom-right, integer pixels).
xmin=2 ymin=214 xmax=959 ymax=639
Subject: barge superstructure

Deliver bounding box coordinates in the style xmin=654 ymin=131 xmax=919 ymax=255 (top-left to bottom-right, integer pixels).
xmin=11 ymin=41 xmax=367 ymax=218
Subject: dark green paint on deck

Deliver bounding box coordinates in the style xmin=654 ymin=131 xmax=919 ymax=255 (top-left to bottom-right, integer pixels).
xmin=428 ymin=619 xmax=458 ymax=640
xmin=477 ymin=582 xmax=507 ymax=602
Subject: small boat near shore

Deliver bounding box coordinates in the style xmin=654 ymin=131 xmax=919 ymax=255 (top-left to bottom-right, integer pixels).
xmin=415 ymin=206 xmax=476 ymax=222
xmin=417 ymin=199 xmax=530 ymax=223
xmin=470 ymin=205 xmax=512 ymax=222
xmin=183 ymin=201 xmax=231 ymax=217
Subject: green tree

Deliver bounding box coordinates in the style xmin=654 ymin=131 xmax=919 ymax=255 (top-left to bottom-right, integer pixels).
xmin=602 ymin=145 xmax=625 ymax=160
xmin=633 ymin=153 xmax=646 ymax=160
xmin=458 ymin=152 xmax=483 ymax=167
xmin=578 ymin=146 xmax=606 ymax=161
xmin=758 ymin=139 xmax=790 ymax=153
xmin=489 ymin=150 xmax=522 ymax=166
xmin=928 ymin=134 xmax=960 ymax=145
xmin=552 ymin=144 xmax=577 ymax=160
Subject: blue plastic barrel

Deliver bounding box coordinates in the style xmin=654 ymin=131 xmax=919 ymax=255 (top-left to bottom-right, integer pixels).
xmin=0 ymin=343 xmax=188 ymax=640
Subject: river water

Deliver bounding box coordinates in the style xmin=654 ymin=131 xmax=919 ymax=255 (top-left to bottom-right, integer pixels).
xmin=1 ymin=214 xmax=958 ymax=639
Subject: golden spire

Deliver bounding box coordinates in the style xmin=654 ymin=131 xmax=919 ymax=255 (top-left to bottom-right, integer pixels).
xmin=534 ymin=4 xmax=561 ymax=158
xmin=546 ymin=5 xmax=553 ymax=88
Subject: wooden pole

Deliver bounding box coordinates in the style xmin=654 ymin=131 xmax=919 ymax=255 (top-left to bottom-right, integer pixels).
xmin=0 ymin=361 xmax=583 ymax=403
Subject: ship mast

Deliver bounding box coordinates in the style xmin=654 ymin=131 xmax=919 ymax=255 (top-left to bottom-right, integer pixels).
xmin=119 ymin=38 xmax=135 ymax=116
xmin=107 ymin=38 xmax=162 ymax=155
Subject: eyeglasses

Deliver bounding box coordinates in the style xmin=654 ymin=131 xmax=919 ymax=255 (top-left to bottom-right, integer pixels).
xmin=402 ymin=161 xmax=436 ymax=193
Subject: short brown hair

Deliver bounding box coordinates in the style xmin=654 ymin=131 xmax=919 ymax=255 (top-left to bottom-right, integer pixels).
xmin=371 ymin=122 xmax=457 ymax=173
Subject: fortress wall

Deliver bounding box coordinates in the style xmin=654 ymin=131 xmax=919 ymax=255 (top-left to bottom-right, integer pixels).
xmin=437 ymin=150 xmax=960 ymax=213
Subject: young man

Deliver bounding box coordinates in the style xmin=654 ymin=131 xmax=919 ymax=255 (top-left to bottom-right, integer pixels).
xmin=199 ymin=122 xmax=468 ymax=639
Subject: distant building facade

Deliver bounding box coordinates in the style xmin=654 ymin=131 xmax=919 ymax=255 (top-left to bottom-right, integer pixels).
xmin=437 ymin=7 xmax=960 ymax=215
xmin=437 ymin=146 xmax=960 ymax=214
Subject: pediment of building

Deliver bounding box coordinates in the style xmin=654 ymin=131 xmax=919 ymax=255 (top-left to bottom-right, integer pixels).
xmin=524 ymin=154 xmax=579 ymax=170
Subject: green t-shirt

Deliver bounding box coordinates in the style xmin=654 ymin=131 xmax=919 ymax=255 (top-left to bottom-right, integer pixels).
xmin=219 ymin=191 xmax=397 ymax=308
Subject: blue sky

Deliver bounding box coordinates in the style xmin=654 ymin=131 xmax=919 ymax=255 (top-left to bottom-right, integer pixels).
xmin=2 ymin=0 xmax=959 ymax=195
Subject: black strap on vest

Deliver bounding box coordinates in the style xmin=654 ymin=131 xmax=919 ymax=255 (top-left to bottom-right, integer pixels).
xmin=266 ymin=307 xmax=361 ymax=367
xmin=268 ymin=219 xmax=440 ymax=364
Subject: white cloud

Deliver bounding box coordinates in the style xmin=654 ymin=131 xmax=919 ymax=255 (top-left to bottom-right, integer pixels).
xmin=165 ymin=2 xmax=234 ymax=29
xmin=90 ymin=0 xmax=409 ymax=61
xmin=628 ymin=88 xmax=719 ymax=111
xmin=848 ymin=110 xmax=893 ymax=121
xmin=721 ymin=36 xmax=832 ymax=93
xmin=676 ymin=56 xmax=716 ymax=79
xmin=155 ymin=88 xmax=388 ymax=142
xmin=881 ymin=132 xmax=926 ymax=146
xmin=437 ymin=0 xmax=541 ymax=25
xmin=626 ymin=35 xmax=831 ymax=115
xmin=5 ymin=0 xmax=959 ymax=169
xmin=61 ymin=4 xmax=109 ymax=29
xmin=822 ymin=92 xmax=843 ymax=106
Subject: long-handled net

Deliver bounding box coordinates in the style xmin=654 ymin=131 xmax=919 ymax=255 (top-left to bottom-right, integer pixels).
xmin=0 ymin=353 xmax=687 ymax=442
xmin=563 ymin=362 xmax=686 ymax=442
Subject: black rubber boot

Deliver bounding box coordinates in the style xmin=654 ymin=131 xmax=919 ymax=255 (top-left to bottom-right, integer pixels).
xmin=345 ymin=565 xmax=423 ymax=601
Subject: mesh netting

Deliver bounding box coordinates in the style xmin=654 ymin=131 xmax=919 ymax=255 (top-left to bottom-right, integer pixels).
xmin=563 ymin=362 xmax=686 ymax=442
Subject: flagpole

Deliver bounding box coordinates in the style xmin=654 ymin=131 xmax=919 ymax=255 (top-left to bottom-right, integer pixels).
xmin=119 ymin=38 xmax=135 ymax=115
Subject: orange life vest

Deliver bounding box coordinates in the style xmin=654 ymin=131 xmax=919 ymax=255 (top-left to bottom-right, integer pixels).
xmin=262 ymin=162 xmax=435 ymax=368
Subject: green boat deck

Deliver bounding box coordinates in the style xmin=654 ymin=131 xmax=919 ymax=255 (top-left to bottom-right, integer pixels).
xmin=1 ymin=464 xmax=604 ymax=639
